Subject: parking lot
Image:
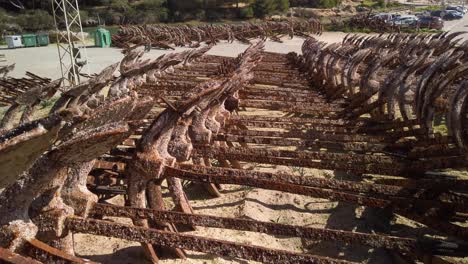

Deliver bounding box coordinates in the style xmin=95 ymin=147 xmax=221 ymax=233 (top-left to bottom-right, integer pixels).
xmin=444 ymin=11 xmax=468 ymax=40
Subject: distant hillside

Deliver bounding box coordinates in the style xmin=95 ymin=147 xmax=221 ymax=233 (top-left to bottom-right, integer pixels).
xmin=0 ymin=0 xmax=304 ymax=35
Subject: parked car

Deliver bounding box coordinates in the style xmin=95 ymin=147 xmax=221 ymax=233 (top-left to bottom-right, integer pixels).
xmin=431 ymin=10 xmax=444 ymax=17
xmin=391 ymin=15 xmax=419 ymax=27
xmin=416 ymin=16 xmax=444 ymax=30
xmin=444 ymin=10 xmax=464 ymax=20
xmin=447 ymin=6 xmax=466 ymax=14
xmin=456 ymin=6 xmax=468 ymax=13
xmin=371 ymin=13 xmax=399 ymax=23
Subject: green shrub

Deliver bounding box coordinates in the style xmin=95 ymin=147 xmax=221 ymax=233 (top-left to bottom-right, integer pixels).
xmin=253 ymin=0 xmax=291 ymax=18
xmin=293 ymin=7 xmax=319 ymax=18
xmin=276 ymin=0 xmax=290 ymax=11
xmin=358 ymin=0 xmax=403 ymax=9
xmin=0 ymin=8 xmax=9 ymax=34
xmin=205 ymin=9 xmax=223 ymax=21
xmin=239 ymin=7 xmax=254 ymax=18
xmin=15 ymin=10 xmax=54 ymax=32
xmin=375 ymin=0 xmax=385 ymax=8
xmin=158 ymin=8 xmax=170 ymax=22
xmin=386 ymin=1 xmax=403 ymax=8
xmin=109 ymin=0 xmax=132 ymax=12
xmin=319 ymin=0 xmax=341 ymax=8
xmin=79 ymin=10 xmax=89 ymax=23
xmin=414 ymin=5 xmax=439 ymax=12
xmin=253 ymin=0 xmax=276 ymax=18
xmin=290 ymin=0 xmax=340 ymax=8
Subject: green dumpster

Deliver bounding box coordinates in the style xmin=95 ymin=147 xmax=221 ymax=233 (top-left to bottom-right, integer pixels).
xmin=94 ymin=28 xmax=111 ymax=48
xmin=22 ymin=34 xmax=37 ymax=47
xmin=36 ymin=33 xmax=49 ymax=46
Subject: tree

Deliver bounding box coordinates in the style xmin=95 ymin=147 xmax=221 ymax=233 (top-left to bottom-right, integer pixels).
xmin=137 ymin=0 xmax=166 ymax=11
xmin=134 ymin=0 xmax=168 ymax=23
xmin=276 ymin=0 xmax=289 ymax=11
xmin=15 ymin=9 xmax=54 ymax=31
xmin=110 ymin=0 xmax=131 ymax=12
xmin=253 ymin=0 xmax=289 ymax=18
xmin=239 ymin=6 xmax=254 ymax=18
xmin=253 ymin=0 xmax=276 ymax=18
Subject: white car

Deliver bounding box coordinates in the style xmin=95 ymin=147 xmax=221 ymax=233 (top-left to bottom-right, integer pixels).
xmin=447 ymin=6 xmax=466 ymax=14
xmin=391 ymin=15 xmax=419 ymax=27
xmin=371 ymin=13 xmax=399 ymax=23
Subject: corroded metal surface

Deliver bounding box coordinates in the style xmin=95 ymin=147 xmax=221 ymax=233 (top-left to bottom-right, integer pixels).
xmin=0 ymin=247 xmax=41 ymax=264
xmin=24 ymin=239 xmax=97 ymax=264
xmin=91 ymin=203 xmax=418 ymax=252
xmin=67 ymin=216 xmax=355 ymax=264
xmin=112 ymin=19 xmax=323 ymax=49
xmin=1 ymin=32 xmax=468 ymax=264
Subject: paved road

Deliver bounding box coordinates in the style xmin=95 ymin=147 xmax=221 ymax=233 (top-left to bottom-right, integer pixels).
xmin=443 ymin=12 xmax=468 ymax=41
xmin=0 ymin=34 xmax=345 ymax=80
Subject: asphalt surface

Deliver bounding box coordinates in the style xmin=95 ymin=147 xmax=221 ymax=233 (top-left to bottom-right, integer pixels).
xmin=443 ymin=12 xmax=468 ymax=40
xmin=0 ymin=33 xmax=346 ymax=80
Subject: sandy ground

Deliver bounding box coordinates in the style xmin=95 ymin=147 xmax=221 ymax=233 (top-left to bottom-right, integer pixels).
xmin=74 ymin=167 xmax=395 ymax=264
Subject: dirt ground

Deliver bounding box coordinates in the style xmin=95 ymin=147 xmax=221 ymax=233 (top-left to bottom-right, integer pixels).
xmin=74 ymin=167 xmax=395 ymax=264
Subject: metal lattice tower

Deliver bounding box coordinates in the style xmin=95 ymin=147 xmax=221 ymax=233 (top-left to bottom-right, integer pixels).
xmin=51 ymin=0 xmax=90 ymax=86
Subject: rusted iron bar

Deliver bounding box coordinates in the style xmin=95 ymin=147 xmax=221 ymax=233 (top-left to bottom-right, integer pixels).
xmin=164 ymin=166 xmax=467 ymax=239
xmin=215 ymin=134 xmax=387 ymax=152
xmin=164 ymin=166 xmax=394 ymax=207
xmin=0 ymin=247 xmax=41 ymax=264
xmin=241 ymin=90 xmax=330 ymax=103
xmin=140 ymin=84 xmax=330 ymax=105
xmin=374 ymin=178 xmax=468 ymax=192
xmin=246 ymin=84 xmax=313 ymax=93
xmin=24 ymin=72 xmax=51 ymax=82
xmin=180 ymin=163 xmax=467 ymax=206
xmin=363 ymin=119 xmax=420 ymax=132
xmin=229 ymin=115 xmax=351 ymax=126
xmin=107 ymin=131 xmax=388 ymax=160
xmin=24 ymin=239 xmax=97 ymax=264
xmin=165 ymin=166 xmax=464 ymax=212
xmin=253 ymin=75 xmax=309 ymax=87
xmin=246 ymin=86 xmax=317 ymax=95
xmin=392 ymin=135 xmax=453 ymax=149
xmin=192 ymin=148 xmax=402 ymax=175
xmin=66 ymin=216 xmax=354 ymax=264
xmin=175 ymin=164 xmax=409 ymax=197
xmin=113 ymin=20 xmax=322 ymax=49
xmin=227 ymin=120 xmax=361 ymax=133
xmin=194 ymin=145 xmax=399 ymax=164
xmin=407 ymin=157 xmax=468 ymax=173
xmin=408 ymin=146 xmax=462 ymax=159
xmin=238 ymin=101 xmax=340 ymax=115
xmin=220 ymin=129 xmax=387 ymax=143
xmin=242 ymin=89 xmax=322 ymax=100
xmin=254 ymin=67 xmax=300 ymax=75
xmin=91 ymin=203 xmax=418 ymax=252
